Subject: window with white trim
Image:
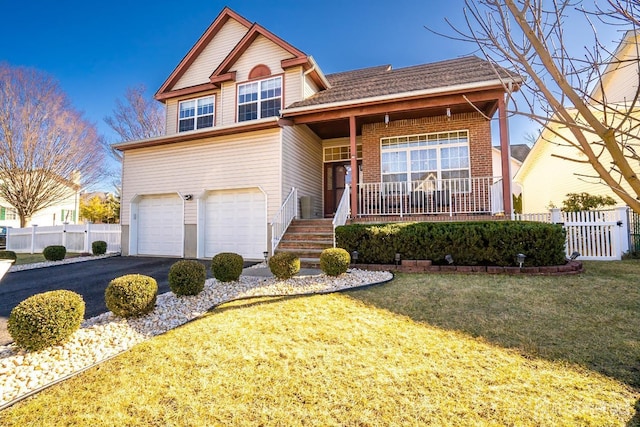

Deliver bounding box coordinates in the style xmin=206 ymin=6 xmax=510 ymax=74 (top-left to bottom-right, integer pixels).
xmin=381 ymin=130 xmax=470 ymax=190
xmin=238 ymin=76 xmax=282 ymax=122
xmin=178 ymin=96 xmax=215 ymax=132
xmin=0 ymin=206 xmax=17 ymax=221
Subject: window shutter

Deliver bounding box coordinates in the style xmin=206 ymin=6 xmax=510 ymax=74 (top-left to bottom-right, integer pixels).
xmin=0 ymin=207 xmax=5 ymax=220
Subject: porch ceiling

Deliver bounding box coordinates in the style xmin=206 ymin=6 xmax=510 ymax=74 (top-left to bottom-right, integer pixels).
xmin=304 ymin=100 xmax=497 ymax=139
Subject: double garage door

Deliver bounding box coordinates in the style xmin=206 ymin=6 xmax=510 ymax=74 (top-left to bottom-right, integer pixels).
xmin=137 ymin=189 xmax=266 ymax=259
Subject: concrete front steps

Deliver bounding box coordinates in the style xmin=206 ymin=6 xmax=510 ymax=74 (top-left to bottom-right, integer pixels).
xmin=275 ymin=218 xmax=334 ymax=268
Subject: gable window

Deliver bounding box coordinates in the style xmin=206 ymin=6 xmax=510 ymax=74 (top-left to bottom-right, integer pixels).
xmin=381 ymin=131 xmax=470 ymax=191
xmin=179 ymin=96 xmax=215 ymax=132
xmin=238 ymin=76 xmax=282 ymax=122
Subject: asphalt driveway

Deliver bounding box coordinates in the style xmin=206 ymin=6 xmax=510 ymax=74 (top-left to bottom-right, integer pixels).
xmin=0 ymin=256 xmax=214 ymax=346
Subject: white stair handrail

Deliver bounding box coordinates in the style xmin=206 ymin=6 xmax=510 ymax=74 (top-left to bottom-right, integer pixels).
xmin=332 ymin=185 xmax=351 ymax=247
xmin=270 ymin=187 xmax=297 ymax=254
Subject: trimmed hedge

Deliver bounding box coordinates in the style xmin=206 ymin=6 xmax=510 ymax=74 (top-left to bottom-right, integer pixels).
xmin=43 ymin=245 xmax=66 ymax=261
xmin=269 ymin=252 xmax=300 ymax=279
xmin=105 ymin=274 xmax=157 ymax=318
xmin=169 ymin=260 xmax=206 ymax=296
xmin=335 ymin=221 xmax=566 ymax=267
xmin=92 ymin=240 xmax=108 ymax=255
xmin=8 ymin=290 xmax=85 ymax=351
xmin=211 ymin=252 xmax=244 ymax=282
xmin=320 ymin=248 xmax=350 ymax=276
xmin=0 ymin=250 xmax=17 ymax=261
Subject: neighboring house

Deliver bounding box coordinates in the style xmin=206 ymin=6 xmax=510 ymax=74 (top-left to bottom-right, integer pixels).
xmin=114 ymin=7 xmax=521 ymax=260
xmin=492 ymin=144 xmax=530 ymax=196
xmin=0 ymin=190 xmax=80 ymax=228
xmin=515 ymin=31 xmax=640 ymax=213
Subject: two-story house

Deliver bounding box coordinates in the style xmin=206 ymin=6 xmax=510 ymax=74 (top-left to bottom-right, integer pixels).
xmin=114 ymin=7 xmax=521 ymax=260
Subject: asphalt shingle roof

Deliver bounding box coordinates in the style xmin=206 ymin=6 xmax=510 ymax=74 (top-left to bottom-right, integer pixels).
xmin=287 ymin=56 xmax=517 ymax=109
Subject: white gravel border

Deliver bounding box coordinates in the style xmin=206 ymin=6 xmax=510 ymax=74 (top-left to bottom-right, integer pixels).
xmin=0 ymin=268 xmax=392 ymax=408
xmin=8 ymin=253 xmax=120 ymax=272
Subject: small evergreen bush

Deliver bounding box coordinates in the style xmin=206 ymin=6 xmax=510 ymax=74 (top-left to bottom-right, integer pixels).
xmin=105 ymin=274 xmax=157 ymax=318
xmin=320 ymin=248 xmax=350 ymax=276
xmin=8 ymin=290 xmax=85 ymax=352
xmin=0 ymin=250 xmax=17 ymax=261
xmin=169 ymin=260 xmax=206 ymax=296
xmin=268 ymin=252 xmax=300 ymax=280
xmin=92 ymin=240 xmax=108 ymax=255
xmin=211 ymin=252 xmax=243 ymax=282
xmin=43 ymin=245 xmax=66 ymax=261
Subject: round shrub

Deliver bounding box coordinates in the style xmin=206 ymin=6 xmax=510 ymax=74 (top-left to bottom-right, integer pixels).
xmin=0 ymin=250 xmax=17 ymax=261
xmin=169 ymin=260 xmax=206 ymax=296
xmin=105 ymin=274 xmax=157 ymax=318
xmin=268 ymin=252 xmax=300 ymax=280
xmin=43 ymin=245 xmax=66 ymax=261
xmin=320 ymin=248 xmax=351 ymax=276
xmin=8 ymin=290 xmax=85 ymax=352
xmin=92 ymin=240 xmax=108 ymax=255
xmin=211 ymin=252 xmax=244 ymax=282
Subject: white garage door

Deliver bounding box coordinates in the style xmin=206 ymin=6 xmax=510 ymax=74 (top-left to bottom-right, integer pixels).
xmin=205 ymin=188 xmax=266 ymax=259
xmin=138 ymin=195 xmax=183 ymax=256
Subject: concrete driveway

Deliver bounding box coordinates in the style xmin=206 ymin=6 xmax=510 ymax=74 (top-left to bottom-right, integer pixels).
xmin=0 ymin=256 xmax=215 ymax=346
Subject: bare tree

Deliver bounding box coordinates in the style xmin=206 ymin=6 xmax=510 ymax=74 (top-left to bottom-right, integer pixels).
xmin=0 ymin=63 xmax=105 ymax=227
xmin=435 ymin=0 xmax=640 ymax=213
xmin=104 ymin=85 xmax=165 ymax=160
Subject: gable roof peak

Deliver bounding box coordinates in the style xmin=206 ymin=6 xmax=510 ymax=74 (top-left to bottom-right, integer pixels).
xmin=155 ymin=7 xmax=252 ymax=100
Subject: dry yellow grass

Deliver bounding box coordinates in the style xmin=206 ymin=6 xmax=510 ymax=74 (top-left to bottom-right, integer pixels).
xmin=1 ymin=291 xmax=637 ymax=426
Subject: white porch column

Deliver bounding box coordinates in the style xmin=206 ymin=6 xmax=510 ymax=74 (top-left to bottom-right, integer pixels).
xmin=349 ymin=115 xmax=358 ymax=217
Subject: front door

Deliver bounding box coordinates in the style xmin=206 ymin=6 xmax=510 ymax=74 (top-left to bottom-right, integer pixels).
xmin=324 ymin=161 xmax=360 ymax=217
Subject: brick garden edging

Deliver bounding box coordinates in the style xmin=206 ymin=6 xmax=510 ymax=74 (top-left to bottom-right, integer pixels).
xmin=353 ymin=259 xmax=584 ymax=275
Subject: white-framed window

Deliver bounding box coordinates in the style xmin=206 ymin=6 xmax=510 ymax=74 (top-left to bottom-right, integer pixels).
xmin=381 ymin=130 xmax=470 ymax=190
xmin=0 ymin=206 xmax=17 ymax=221
xmin=178 ymin=95 xmax=215 ymax=132
xmin=238 ymin=76 xmax=282 ymax=122
xmin=323 ymin=144 xmax=363 ymax=162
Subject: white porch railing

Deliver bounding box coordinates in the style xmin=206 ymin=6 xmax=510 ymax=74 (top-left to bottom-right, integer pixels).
xmin=332 ymin=185 xmax=351 ymax=247
xmin=515 ymin=207 xmax=629 ymax=260
xmin=270 ymin=187 xmax=297 ymax=254
xmin=7 ymin=223 xmax=121 ymax=254
xmin=357 ymin=176 xmax=504 ymax=217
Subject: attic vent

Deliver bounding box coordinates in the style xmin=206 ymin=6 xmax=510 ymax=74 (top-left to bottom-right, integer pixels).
xmin=249 ymin=64 xmax=272 ymax=79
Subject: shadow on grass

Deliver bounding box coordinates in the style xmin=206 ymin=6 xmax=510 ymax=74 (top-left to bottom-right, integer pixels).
xmin=344 ymin=261 xmax=640 ymax=391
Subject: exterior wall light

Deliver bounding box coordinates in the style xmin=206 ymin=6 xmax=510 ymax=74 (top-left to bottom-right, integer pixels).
xmin=183 ymin=194 xmax=193 ymax=201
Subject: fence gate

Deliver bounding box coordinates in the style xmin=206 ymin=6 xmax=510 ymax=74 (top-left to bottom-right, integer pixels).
xmin=630 ymin=210 xmax=640 ymax=253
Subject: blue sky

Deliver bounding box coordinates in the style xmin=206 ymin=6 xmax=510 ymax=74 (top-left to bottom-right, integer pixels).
xmin=0 ymin=1 xmax=625 ymax=190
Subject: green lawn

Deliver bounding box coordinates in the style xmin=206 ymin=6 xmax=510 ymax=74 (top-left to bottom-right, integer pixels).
xmin=1 ymin=261 xmax=639 ymax=426
xmin=13 ymin=252 xmax=84 ymax=265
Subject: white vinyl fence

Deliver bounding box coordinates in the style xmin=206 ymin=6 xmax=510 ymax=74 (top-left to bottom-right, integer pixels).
xmin=515 ymin=207 xmax=629 ymax=261
xmin=7 ymin=223 xmax=121 ymax=254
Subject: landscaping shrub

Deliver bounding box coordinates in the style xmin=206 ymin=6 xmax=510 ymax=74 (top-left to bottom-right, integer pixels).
xmin=92 ymin=240 xmax=108 ymax=255
xmin=105 ymin=274 xmax=157 ymax=318
xmin=0 ymin=250 xmax=17 ymax=261
xmin=169 ymin=260 xmax=206 ymax=296
xmin=269 ymin=252 xmax=300 ymax=279
xmin=320 ymin=248 xmax=350 ymax=276
xmin=335 ymin=221 xmax=566 ymax=267
xmin=8 ymin=290 xmax=85 ymax=352
xmin=211 ymin=252 xmax=243 ymax=282
xmin=43 ymin=245 xmax=66 ymax=261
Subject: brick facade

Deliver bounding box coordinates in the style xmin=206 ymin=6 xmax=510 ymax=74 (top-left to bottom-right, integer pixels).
xmin=361 ymin=112 xmax=492 ymax=183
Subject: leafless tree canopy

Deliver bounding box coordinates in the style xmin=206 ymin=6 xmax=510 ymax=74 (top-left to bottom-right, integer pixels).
xmin=0 ymin=63 xmax=105 ymax=226
xmin=104 ymin=85 xmax=165 ymax=160
xmin=434 ymin=0 xmax=640 ymax=213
